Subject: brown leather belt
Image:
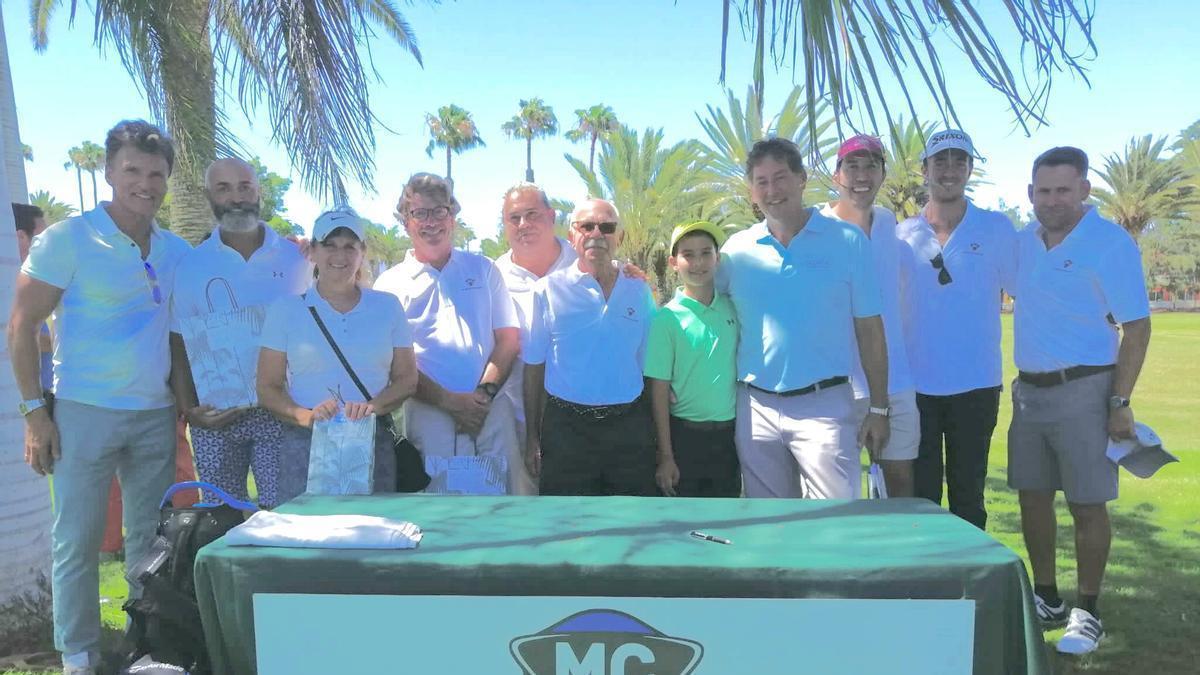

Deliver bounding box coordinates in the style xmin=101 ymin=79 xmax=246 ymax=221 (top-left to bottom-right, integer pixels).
xmin=1017 ymin=364 xmax=1115 ymax=388
xmin=672 ymin=417 xmax=735 ymax=432
xmin=746 ymin=376 xmax=849 ymax=398
xmin=548 ymin=395 xmax=641 ymax=421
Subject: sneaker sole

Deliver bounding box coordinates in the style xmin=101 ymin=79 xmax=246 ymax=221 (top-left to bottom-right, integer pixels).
xmin=1057 ymin=634 xmax=1105 ymax=655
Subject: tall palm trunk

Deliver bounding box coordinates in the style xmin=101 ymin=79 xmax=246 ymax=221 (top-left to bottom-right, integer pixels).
xmin=75 ymin=166 xmax=84 ymax=211
xmin=88 ymin=168 xmax=98 ymax=208
xmin=0 ymin=10 xmax=52 ymax=607
xmin=525 ymin=136 xmax=534 ymax=182
xmin=445 ymin=146 xmax=452 ymax=181
xmin=160 ymin=0 xmax=217 ymax=244
xmin=588 ymin=133 xmax=598 ymax=173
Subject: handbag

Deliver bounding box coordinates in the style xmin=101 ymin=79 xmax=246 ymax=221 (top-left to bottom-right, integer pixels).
xmin=305 ymin=297 xmax=431 ymax=493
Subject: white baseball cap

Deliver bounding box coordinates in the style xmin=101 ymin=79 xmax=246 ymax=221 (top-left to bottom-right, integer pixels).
xmin=312 ymin=208 xmax=366 ymax=242
xmin=921 ymin=129 xmax=982 ymax=161
xmin=1106 ymin=422 xmax=1178 ymax=478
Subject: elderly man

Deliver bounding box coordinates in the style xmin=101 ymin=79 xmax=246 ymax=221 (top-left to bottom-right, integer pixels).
xmin=719 ymin=137 xmax=889 ymax=500
xmin=523 ymin=198 xmax=658 ymax=496
xmin=820 ymin=135 xmax=918 ymax=497
xmin=7 ymin=120 xmax=192 ymax=675
xmin=493 ymin=183 xmax=576 ymax=495
xmin=169 ymin=157 xmax=310 ymax=508
xmin=1009 ymin=147 xmax=1151 ymax=655
xmin=375 ymin=173 xmax=520 ymax=494
xmin=897 ymin=130 xmax=1017 ymax=529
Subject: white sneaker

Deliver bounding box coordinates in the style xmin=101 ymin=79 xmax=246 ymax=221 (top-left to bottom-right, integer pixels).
xmin=1034 ymin=594 xmax=1069 ymax=627
xmin=1057 ymin=607 xmax=1104 ymax=655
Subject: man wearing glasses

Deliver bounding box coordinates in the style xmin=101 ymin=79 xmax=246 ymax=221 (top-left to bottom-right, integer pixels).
xmin=522 ymin=199 xmax=658 ymax=496
xmin=7 ymin=120 xmax=192 ymax=675
xmin=375 ymin=173 xmax=520 ymax=494
xmin=719 ymin=137 xmax=889 ymax=500
xmin=493 ymin=183 xmax=576 ymax=495
xmin=896 ymin=130 xmax=1018 ymax=529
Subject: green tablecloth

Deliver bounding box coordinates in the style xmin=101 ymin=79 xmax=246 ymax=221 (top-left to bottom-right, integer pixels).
xmin=194 ymin=495 xmax=1049 ymax=675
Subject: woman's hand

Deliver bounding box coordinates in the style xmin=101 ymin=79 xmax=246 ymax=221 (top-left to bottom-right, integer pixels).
xmin=343 ymin=401 xmax=376 ymax=421
xmin=309 ymin=399 xmax=341 ymax=425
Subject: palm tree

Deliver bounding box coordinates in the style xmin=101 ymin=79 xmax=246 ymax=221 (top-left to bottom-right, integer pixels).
xmin=1092 ymin=135 xmax=1199 ymax=238
xmin=29 ymin=189 xmax=78 ymax=224
xmin=1176 ymin=138 xmax=1200 ymax=224
xmin=425 ymin=104 xmax=485 ymax=182
xmin=64 ymin=146 xmax=86 ymax=212
xmin=501 ymin=98 xmax=558 ymax=182
xmin=877 ymin=117 xmax=936 ymax=220
xmin=79 ymin=141 xmax=106 ymax=208
xmin=565 ymin=105 xmax=619 ymax=173
xmin=20 ymin=143 xmax=32 ymax=161
xmin=715 ymin=1 xmax=1096 ymax=133
xmin=0 ymin=8 xmax=51 ymax=609
xmin=566 ymin=125 xmax=715 ymax=298
xmin=696 ymin=86 xmax=836 ymax=229
xmin=33 ymin=1 xmax=426 ymax=245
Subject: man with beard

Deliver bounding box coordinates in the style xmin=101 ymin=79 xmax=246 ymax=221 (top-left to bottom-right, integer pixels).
xmin=1009 ymin=147 xmax=1150 ymax=655
xmin=169 ymin=157 xmax=310 ymax=508
xmin=897 ymin=130 xmax=1017 ymax=529
xmin=375 ymin=173 xmax=520 ymax=494
xmin=8 ymin=120 xmax=192 ymax=675
xmin=820 ymin=135 xmax=918 ymax=497
xmin=523 ymin=199 xmax=659 ymax=496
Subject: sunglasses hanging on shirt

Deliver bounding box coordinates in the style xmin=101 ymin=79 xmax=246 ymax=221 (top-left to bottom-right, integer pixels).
xmin=930 ymin=252 xmax=953 ymax=286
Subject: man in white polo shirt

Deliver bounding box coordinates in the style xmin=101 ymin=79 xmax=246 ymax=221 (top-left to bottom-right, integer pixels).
xmin=1009 ymin=146 xmax=1151 ymax=655
xmin=820 ymin=134 xmax=918 ymax=497
xmin=897 ymin=129 xmax=1017 ymax=529
xmin=7 ymin=120 xmax=192 ymax=675
xmin=169 ymin=157 xmax=310 ymax=508
xmin=523 ymin=198 xmax=659 ymax=496
xmin=375 ymin=173 xmax=520 ymax=494
xmin=720 ymin=137 xmax=890 ymax=500
xmin=494 ymin=182 xmax=576 ymax=495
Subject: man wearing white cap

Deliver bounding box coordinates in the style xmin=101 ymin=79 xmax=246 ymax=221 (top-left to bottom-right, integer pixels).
xmin=1009 ymin=146 xmax=1151 ymax=655
xmin=897 ymin=129 xmax=1017 ymax=528
xmin=821 ymin=134 xmax=917 ymax=497
xmin=494 ymin=183 xmax=576 ymax=495
xmin=375 ymin=173 xmax=520 ymax=494
xmin=170 ymin=157 xmax=310 ymax=508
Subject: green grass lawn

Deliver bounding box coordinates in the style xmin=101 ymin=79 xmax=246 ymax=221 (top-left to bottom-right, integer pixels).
xmin=4 ymin=314 xmax=1198 ymax=674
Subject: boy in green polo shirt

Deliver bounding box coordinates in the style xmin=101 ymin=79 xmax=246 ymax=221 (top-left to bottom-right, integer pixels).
xmin=644 ymin=222 xmax=741 ymax=497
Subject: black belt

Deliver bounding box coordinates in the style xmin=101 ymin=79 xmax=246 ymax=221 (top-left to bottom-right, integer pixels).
xmin=672 ymin=417 xmax=735 ymax=432
xmin=746 ymin=376 xmax=849 ymax=398
xmin=548 ymin=395 xmax=641 ymax=420
xmin=1018 ymin=364 xmax=1115 ymax=388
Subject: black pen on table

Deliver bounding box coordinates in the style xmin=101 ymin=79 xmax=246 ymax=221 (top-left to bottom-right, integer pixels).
xmin=689 ymin=530 xmax=732 ymax=545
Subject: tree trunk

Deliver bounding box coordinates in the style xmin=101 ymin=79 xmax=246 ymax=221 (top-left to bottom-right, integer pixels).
xmin=0 ymin=11 xmax=52 ymax=607
xmin=75 ymin=166 xmax=84 ymax=212
xmin=0 ymin=14 xmax=27 ymax=204
xmin=525 ymin=136 xmax=534 ymax=182
xmin=160 ymin=0 xmax=217 ymax=245
xmin=445 ymin=146 xmax=452 ymax=181
xmin=89 ymin=169 xmax=98 ymax=208
xmin=589 ymin=134 xmax=597 ymax=173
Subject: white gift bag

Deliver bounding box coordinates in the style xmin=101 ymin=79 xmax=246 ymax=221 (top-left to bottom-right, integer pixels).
xmin=179 ymin=278 xmax=266 ymax=410
xmin=307 ymin=412 xmax=376 ymax=496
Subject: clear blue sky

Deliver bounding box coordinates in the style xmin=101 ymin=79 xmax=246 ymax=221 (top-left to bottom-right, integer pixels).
xmin=5 ymin=0 xmax=1199 ymax=242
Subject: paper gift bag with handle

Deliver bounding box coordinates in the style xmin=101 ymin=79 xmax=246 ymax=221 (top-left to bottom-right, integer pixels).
xmin=178 ymin=277 xmax=267 ymax=410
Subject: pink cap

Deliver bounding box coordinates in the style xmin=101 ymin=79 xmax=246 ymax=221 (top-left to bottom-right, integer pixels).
xmin=837 ymin=134 xmax=885 ymax=161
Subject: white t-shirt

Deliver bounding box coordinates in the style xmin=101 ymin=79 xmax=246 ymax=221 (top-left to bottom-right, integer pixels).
xmin=259 ymin=289 xmax=413 ymax=409
xmin=1013 ymin=207 xmax=1150 ymax=372
xmin=374 ymin=249 xmax=518 ymax=394
xmin=897 ymin=202 xmax=1018 ymax=395
xmin=21 ymin=204 xmax=192 ymax=409
xmin=494 ymin=237 xmax=577 ymax=422
xmin=524 ymin=261 xmax=657 ymax=405
xmin=820 ymin=203 xmax=914 ymax=397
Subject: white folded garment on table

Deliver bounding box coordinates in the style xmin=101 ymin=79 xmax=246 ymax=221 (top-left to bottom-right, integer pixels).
xmin=223 ymin=511 xmax=423 ymax=549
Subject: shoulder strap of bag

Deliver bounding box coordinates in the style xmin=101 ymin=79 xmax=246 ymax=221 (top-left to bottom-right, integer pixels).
xmin=304 ymin=293 xmax=373 ymax=402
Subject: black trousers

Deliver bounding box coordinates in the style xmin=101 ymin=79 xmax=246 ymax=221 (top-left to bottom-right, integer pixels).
xmin=913 ymin=386 xmax=1001 ymax=530
xmin=539 ymin=398 xmax=658 ymax=496
xmin=669 ymin=417 xmax=741 ymax=497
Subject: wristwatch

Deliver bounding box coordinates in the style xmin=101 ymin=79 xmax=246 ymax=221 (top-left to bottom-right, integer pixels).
xmin=1108 ymin=395 xmax=1131 ymax=410
xmin=868 ymin=405 xmax=891 ymax=417
xmin=477 ymin=382 xmax=500 ymax=400
xmin=18 ymin=398 xmax=46 ymax=416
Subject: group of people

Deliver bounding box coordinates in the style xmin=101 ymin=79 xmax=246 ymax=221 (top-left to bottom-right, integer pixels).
xmin=9 ymin=118 xmax=1150 ymax=672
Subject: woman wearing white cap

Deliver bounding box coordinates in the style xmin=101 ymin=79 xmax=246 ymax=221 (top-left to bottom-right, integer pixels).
xmin=257 ymin=208 xmax=418 ymax=504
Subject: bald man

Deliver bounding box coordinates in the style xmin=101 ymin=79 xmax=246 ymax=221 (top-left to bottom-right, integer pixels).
xmin=169 ymin=157 xmax=311 ymax=508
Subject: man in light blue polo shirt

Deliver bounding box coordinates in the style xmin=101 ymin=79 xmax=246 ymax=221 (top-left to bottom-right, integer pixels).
xmin=719 ymin=137 xmax=890 ymax=499
xmin=7 ymin=120 xmax=192 ymax=675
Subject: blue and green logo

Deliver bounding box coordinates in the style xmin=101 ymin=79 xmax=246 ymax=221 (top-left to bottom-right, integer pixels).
xmin=509 ymin=609 xmax=704 ymax=675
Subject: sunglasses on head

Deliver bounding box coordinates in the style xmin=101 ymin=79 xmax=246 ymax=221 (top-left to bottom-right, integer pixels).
xmin=930 ymin=252 xmax=953 ymax=285
xmin=574 ymin=221 xmax=618 ymax=235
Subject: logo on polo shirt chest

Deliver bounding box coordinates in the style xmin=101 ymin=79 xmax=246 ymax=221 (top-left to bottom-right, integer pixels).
xmin=462 ymin=276 xmax=482 ymax=291
xmin=1063 ymin=260 xmax=1073 ymax=269
xmin=272 ymin=271 xmax=286 ymax=278
xmin=965 ymin=242 xmax=983 ymax=255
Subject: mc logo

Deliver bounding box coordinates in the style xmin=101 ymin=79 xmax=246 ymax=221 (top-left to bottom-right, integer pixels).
xmin=510 ymin=609 xmax=704 ymax=675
